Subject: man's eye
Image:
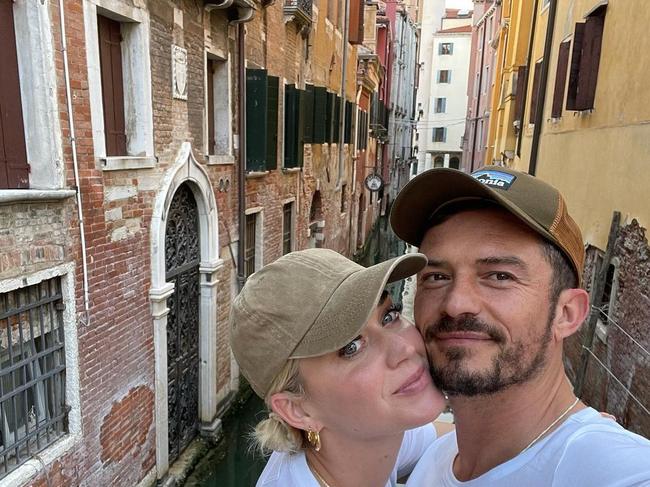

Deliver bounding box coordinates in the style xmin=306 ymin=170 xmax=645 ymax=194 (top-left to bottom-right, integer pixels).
xmin=338 ymin=336 xmax=364 ymax=358
xmin=423 ymin=272 xmax=449 ymax=282
xmin=489 ymin=272 xmax=513 ymax=281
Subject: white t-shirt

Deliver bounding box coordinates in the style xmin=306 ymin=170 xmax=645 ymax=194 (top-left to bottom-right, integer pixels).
xmin=256 ymin=424 xmax=437 ymax=487
xmin=406 ymin=408 xmax=650 ymax=487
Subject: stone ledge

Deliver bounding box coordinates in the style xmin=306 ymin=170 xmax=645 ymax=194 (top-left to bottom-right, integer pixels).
xmin=100 ymin=156 xmax=157 ymax=171
xmin=0 ymin=189 xmax=76 ymax=205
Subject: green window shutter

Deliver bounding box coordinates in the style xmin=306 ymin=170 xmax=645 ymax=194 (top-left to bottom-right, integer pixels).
xmin=284 ymin=84 xmax=302 ymax=168
xmin=325 ymin=92 xmax=335 ymax=143
xmin=246 ymin=68 xmax=268 ymax=172
xmin=344 ymin=101 xmax=353 ymax=143
xmin=333 ymin=95 xmax=341 ymax=143
xmin=266 ymin=76 xmax=279 ymax=170
xmin=302 ymin=85 xmax=315 ymax=144
xmin=313 ymin=87 xmax=327 ymax=143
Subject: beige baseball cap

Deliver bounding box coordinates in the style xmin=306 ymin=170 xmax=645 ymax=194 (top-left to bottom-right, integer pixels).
xmin=390 ymin=166 xmax=584 ymax=284
xmin=229 ymin=248 xmax=427 ymax=398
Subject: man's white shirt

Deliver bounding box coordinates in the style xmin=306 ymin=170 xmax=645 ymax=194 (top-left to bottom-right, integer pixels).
xmin=406 ymin=408 xmax=650 ymax=486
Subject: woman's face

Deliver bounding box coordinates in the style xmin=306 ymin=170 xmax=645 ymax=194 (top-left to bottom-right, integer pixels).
xmin=297 ymin=293 xmax=446 ymax=441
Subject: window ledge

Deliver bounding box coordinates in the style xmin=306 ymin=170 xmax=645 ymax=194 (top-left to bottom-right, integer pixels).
xmin=100 ymin=156 xmax=157 ymax=171
xmin=206 ymin=154 xmax=235 ymax=165
xmin=246 ymin=171 xmax=270 ymax=179
xmin=283 ymin=167 xmax=302 ymax=173
xmin=0 ymin=189 xmax=76 ymax=205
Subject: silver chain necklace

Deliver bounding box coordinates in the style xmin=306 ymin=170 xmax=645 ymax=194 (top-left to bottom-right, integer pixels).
xmin=520 ymin=396 xmax=580 ymax=453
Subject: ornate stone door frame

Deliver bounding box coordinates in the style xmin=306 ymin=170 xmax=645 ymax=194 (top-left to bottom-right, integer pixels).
xmin=149 ymin=143 xmax=223 ymax=478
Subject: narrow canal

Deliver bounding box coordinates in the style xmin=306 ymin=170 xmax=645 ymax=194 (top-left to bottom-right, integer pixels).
xmin=184 ymin=391 xmax=268 ymax=487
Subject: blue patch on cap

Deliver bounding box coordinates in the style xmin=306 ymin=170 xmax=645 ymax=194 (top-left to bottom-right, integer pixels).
xmin=471 ymin=170 xmax=516 ymax=190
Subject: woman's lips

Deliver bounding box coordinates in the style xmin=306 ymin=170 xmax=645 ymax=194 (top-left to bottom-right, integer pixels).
xmin=394 ymin=366 xmax=430 ymax=395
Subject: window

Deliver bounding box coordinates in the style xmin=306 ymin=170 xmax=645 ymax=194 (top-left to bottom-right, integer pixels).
xmin=551 ymin=40 xmax=572 ymax=118
xmin=438 ymin=70 xmax=451 ymax=83
xmin=0 ymin=2 xmax=29 ymax=189
xmin=434 ymin=98 xmax=447 ymax=114
xmin=246 ymin=69 xmax=279 ymax=172
xmin=513 ymin=65 xmax=528 ymax=126
xmin=483 ymin=65 xmax=490 ymax=94
xmin=312 ymin=87 xmax=328 ymax=144
xmin=529 ymin=59 xmax=543 ymax=124
xmin=284 ymin=84 xmax=317 ymax=168
xmin=86 ymin=3 xmax=154 ymax=167
xmin=0 ymin=278 xmax=67 ymax=480
xmin=348 ymin=0 xmax=365 ymax=44
xmin=340 ymin=183 xmax=347 ymax=213
xmin=433 ymin=155 xmax=444 ymax=168
xmin=244 ymin=213 xmax=257 ymax=278
xmin=433 ymin=127 xmax=447 ymax=143
xmin=566 ymin=6 xmax=606 ymax=111
xmin=356 ymin=109 xmax=368 ymax=151
xmin=449 ymin=156 xmax=460 ymax=169
xmin=439 ymin=42 xmax=453 ymax=55
xmin=282 ymin=202 xmax=294 ymax=255
xmin=206 ymin=56 xmax=233 ymax=161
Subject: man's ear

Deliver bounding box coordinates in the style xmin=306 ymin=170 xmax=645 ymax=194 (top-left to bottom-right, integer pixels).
xmin=269 ymin=392 xmax=321 ymax=432
xmin=552 ymin=288 xmax=590 ymax=341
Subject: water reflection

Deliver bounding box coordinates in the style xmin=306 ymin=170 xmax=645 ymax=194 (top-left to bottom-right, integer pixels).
xmin=185 ymin=392 xmax=268 ymax=487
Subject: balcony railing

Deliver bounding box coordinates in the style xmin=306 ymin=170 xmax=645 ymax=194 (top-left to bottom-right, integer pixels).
xmin=284 ymin=0 xmax=312 ymax=26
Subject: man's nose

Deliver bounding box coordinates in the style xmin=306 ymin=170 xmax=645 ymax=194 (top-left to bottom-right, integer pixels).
xmin=440 ymin=274 xmax=481 ymax=318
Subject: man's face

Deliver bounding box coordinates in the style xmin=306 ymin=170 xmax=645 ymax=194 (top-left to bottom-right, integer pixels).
xmin=414 ymin=208 xmax=557 ymax=396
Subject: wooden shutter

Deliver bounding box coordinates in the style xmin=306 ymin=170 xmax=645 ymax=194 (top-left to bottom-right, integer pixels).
xmin=246 ymin=68 xmax=268 ymax=172
xmin=551 ymin=41 xmax=571 ymax=119
xmin=266 ymin=76 xmax=279 ymax=170
xmin=302 ymin=85 xmax=314 ymax=144
xmin=207 ymin=59 xmax=215 ymax=155
xmin=0 ymin=1 xmax=29 ymax=188
xmin=333 ymin=96 xmax=341 ymax=143
xmin=98 ymin=15 xmax=127 ymax=156
xmin=529 ymin=60 xmax=543 ymax=124
xmin=349 ymin=0 xmax=365 ymax=45
xmin=566 ymin=22 xmax=586 ymax=110
xmin=344 ymin=101 xmax=353 ymax=143
xmin=513 ymin=65 xmax=528 ymax=125
xmin=313 ymin=87 xmax=327 ymax=143
xmin=576 ymin=9 xmax=606 ymax=110
xmin=284 ymin=84 xmax=303 ymax=168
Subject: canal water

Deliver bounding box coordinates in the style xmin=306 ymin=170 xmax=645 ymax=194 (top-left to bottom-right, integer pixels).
xmin=184 ymin=391 xmax=268 ymax=487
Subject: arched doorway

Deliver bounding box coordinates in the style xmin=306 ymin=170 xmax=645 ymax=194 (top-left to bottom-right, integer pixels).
xmin=165 ymin=183 xmax=201 ymax=463
xmin=309 ymin=191 xmax=324 ymax=248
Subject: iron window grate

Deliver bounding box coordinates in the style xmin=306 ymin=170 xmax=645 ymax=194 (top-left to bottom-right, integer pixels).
xmin=0 ymin=277 xmax=67 ymax=479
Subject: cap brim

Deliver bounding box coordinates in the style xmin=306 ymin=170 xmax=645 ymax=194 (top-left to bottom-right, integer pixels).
xmin=390 ymin=168 xmax=561 ymax=250
xmin=290 ymin=252 xmax=427 ymax=358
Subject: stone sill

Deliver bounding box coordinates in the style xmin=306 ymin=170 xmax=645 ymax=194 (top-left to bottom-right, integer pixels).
xmin=206 ymin=154 xmax=235 ymax=165
xmin=282 ymin=167 xmax=302 ymax=173
xmin=0 ymin=189 xmax=76 ymax=205
xmin=245 ymin=171 xmax=270 ymax=179
xmin=100 ymin=156 xmax=157 ymax=171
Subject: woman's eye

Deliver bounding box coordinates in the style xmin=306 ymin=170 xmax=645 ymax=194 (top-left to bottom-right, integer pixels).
xmin=381 ymin=304 xmax=402 ymax=326
xmin=338 ymin=336 xmax=364 ymax=358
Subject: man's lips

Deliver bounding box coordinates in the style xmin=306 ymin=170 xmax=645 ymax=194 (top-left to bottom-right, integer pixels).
xmin=394 ymin=366 xmax=430 ymax=395
xmin=433 ymin=331 xmax=494 ymax=345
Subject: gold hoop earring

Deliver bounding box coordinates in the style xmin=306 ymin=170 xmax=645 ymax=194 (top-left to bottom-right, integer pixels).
xmin=307 ymin=429 xmax=321 ymax=452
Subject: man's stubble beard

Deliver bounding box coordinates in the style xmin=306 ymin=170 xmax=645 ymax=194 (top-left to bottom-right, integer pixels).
xmin=426 ymin=312 xmax=554 ymax=397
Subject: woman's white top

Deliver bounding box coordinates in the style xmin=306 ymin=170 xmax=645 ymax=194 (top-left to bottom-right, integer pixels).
xmin=256 ymin=424 xmax=437 ymax=486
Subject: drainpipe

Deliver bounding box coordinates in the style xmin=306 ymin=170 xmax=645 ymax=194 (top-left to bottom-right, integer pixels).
xmin=59 ymin=0 xmax=91 ymax=326
xmin=529 ymin=0 xmax=557 ymax=176
xmin=469 ymin=15 xmax=488 ymax=172
xmin=229 ymin=8 xmax=254 ymax=290
xmin=516 ymin=0 xmax=539 ymax=159
xmin=337 ymin=0 xmax=351 ymax=186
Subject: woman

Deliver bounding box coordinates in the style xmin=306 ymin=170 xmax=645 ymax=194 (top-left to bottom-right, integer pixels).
xmin=230 ymin=248 xmax=447 ymax=486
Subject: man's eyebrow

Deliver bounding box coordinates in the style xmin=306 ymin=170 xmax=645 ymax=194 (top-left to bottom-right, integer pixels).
xmin=425 ymin=259 xmax=446 ymax=267
xmin=477 ymin=256 xmax=528 ymax=268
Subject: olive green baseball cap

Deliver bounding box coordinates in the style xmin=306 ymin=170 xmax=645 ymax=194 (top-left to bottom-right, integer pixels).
xmin=229 ymin=248 xmax=427 ymax=398
xmin=390 ymin=166 xmax=584 ymax=283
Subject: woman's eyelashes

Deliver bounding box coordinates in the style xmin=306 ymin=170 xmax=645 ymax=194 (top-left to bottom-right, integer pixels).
xmin=338 ymin=335 xmax=364 ymax=358
xmin=381 ymin=303 xmax=402 ymax=326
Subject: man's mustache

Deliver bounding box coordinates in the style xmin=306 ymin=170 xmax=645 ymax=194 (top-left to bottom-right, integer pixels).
xmin=423 ymin=315 xmax=506 ymax=343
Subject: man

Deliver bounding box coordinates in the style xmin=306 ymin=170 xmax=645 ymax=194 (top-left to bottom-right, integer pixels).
xmin=390 ymin=166 xmax=650 ymax=486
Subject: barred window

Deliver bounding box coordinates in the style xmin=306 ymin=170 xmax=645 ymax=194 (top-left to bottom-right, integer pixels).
xmin=0 ymin=277 xmax=67 ymax=480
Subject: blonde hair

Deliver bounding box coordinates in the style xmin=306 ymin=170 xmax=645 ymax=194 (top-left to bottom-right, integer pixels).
xmin=252 ymin=359 xmax=306 ymax=455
